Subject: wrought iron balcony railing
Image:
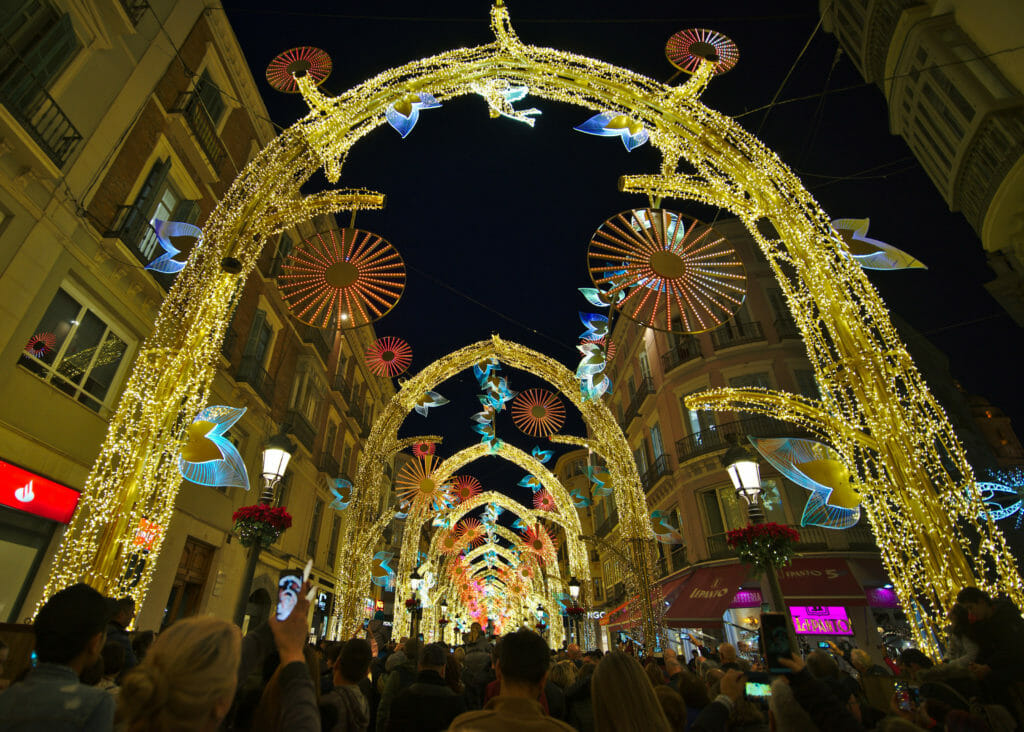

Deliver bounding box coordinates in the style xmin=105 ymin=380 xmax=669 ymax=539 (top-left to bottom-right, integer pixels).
xmin=623 ymin=376 xmax=655 ymax=426
xmin=711 ymin=320 xmax=765 ymax=350
xmin=284 ymin=408 xmax=317 ymax=452
xmin=676 ymin=414 xmax=807 ymax=464
xmin=236 ymin=356 xmax=275 ymax=406
xmin=661 ymin=338 xmax=702 ymax=374
xmin=174 ymin=92 xmax=227 ymax=171
xmin=0 ymin=52 xmax=81 ymax=167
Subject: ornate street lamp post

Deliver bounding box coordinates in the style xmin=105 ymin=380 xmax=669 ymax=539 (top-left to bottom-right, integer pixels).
xmin=568 ymin=576 xmax=581 ymax=646
xmin=410 ymin=567 xmax=424 ymax=638
xmin=233 ymin=432 xmax=295 ymax=627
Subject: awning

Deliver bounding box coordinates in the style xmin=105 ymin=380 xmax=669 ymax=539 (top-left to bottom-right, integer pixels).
xmin=777 ymin=558 xmax=866 ymax=605
xmin=664 ymin=563 xmax=751 ymax=628
xmin=601 ymin=573 xmax=691 ymax=632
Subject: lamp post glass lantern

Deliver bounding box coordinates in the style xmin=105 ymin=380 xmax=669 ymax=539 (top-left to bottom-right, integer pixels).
xmin=723 ymin=441 xmax=764 ymax=523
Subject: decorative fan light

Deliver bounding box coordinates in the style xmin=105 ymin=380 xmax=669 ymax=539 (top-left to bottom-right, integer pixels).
xmin=279 ymin=228 xmax=405 ymax=330
xmin=266 ymin=46 xmax=332 ymax=93
xmin=25 ymin=332 xmax=56 ymax=359
xmin=365 ymin=336 xmax=412 ymax=377
xmin=511 ymin=389 xmax=566 ymax=437
xmin=411 ymin=441 xmax=436 ymax=459
xmin=665 ymin=29 xmax=739 ymax=75
xmin=451 ymin=475 xmax=482 ymax=503
xmin=588 ymin=208 xmax=746 ymax=334
xmin=533 ymin=490 xmax=556 ymax=512
xmin=521 ymin=524 xmax=555 ymax=556
xmin=458 ymin=518 xmax=486 ymax=548
xmin=439 ymin=530 xmax=464 ymax=555
xmin=394 ymin=454 xmax=449 ymax=510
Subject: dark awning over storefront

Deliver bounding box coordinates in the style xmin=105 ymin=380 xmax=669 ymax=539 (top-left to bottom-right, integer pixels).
xmin=602 ymin=573 xmax=692 ymax=632
xmin=777 ymin=558 xmax=866 ymax=605
xmin=664 ymin=564 xmax=752 ymax=628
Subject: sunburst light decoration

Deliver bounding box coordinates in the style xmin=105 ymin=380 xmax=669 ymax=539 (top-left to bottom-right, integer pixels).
xmin=411 ymin=441 xmax=436 ymax=459
xmin=439 ymin=530 xmax=464 ymax=555
xmin=511 ymin=389 xmax=566 ymax=437
xmin=589 ymin=209 xmax=746 ymax=333
xmin=279 ymin=228 xmax=406 ymax=329
xmin=521 ymin=523 xmax=556 ymax=557
xmin=458 ymin=518 xmax=486 ymax=548
xmin=365 ymin=337 xmax=412 ymax=377
xmin=25 ymin=332 xmax=56 ymax=358
xmin=394 ymin=454 xmax=450 ymax=512
xmin=665 ymin=29 xmax=739 ymax=75
xmin=451 ymin=475 xmax=482 ymax=503
xmin=266 ymin=46 xmax=332 ymax=93
xmin=533 ymin=490 xmax=556 ymax=512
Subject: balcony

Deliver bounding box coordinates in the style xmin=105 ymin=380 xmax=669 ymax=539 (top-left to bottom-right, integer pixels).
xmin=774 ymin=318 xmax=800 ymax=340
xmin=675 ymin=414 xmax=807 ymax=464
xmin=284 ymin=408 xmax=317 ymax=452
xmin=236 ymin=356 xmax=275 ymax=406
xmin=669 ymin=544 xmax=688 ymax=571
xmin=174 ymin=92 xmax=227 ymax=171
xmin=793 ymin=524 xmax=829 ymax=551
xmin=622 ymin=377 xmax=655 ymax=426
xmin=318 ymin=452 xmax=340 ymax=477
xmin=711 ymin=320 xmax=765 ymax=350
xmin=845 ymin=522 xmax=877 ymax=550
xmin=641 ymin=453 xmax=673 ymax=492
xmin=661 ymin=338 xmax=702 ymax=375
xmin=595 ymin=514 xmax=618 ymax=538
xmin=0 ymin=63 xmax=82 ymax=169
xmin=706 ymin=532 xmax=732 ymax=559
xmin=300 ymin=324 xmax=332 ymax=364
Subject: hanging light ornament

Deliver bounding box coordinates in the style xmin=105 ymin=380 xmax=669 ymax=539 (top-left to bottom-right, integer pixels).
xmin=411 ymin=441 xmax=436 ymax=459
xmin=439 ymin=530 xmax=464 ymax=555
xmin=25 ymin=332 xmax=56 ymax=359
xmin=511 ymin=389 xmax=566 ymax=437
xmin=458 ymin=518 xmax=486 ymax=548
xmin=266 ymin=46 xmax=332 ymax=93
xmin=665 ymin=29 xmax=739 ymax=75
xmin=451 ymin=475 xmax=482 ymax=504
xmin=521 ymin=523 xmax=556 ymax=557
xmin=394 ymin=454 xmax=450 ymax=512
xmin=533 ymin=490 xmax=556 ymax=512
xmin=365 ymin=337 xmax=413 ymax=377
xmin=279 ymin=228 xmax=406 ymax=329
xmin=588 ymin=209 xmax=746 ymax=333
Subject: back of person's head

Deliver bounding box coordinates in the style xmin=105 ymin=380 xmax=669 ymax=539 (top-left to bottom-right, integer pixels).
xmin=403 ymin=639 xmax=422 ymax=666
xmin=117 ymin=616 xmax=240 ymax=731
xmin=337 ymin=638 xmax=372 ymax=683
xmin=591 ymin=651 xmax=671 ymax=732
xmin=805 ymin=650 xmax=839 ymax=678
xmin=948 ymin=603 xmax=971 ymax=634
xmin=716 ymin=642 xmax=736 ymax=661
xmin=324 ymin=640 xmax=343 ymax=667
xmin=674 ymin=670 xmax=710 ymax=709
xmin=898 ymin=648 xmax=933 ymax=670
xmin=769 ymin=677 xmax=819 ymax=732
xmin=849 ymin=647 xmax=871 ymax=670
xmin=444 ymin=652 xmax=464 ymax=693
xmin=114 ymin=597 xmax=136 ymax=617
xmin=549 ymin=659 xmax=578 ymax=689
xmin=34 ymin=583 xmax=111 ymax=664
xmin=496 ymin=630 xmax=549 ymax=686
xmin=654 ymin=685 xmax=686 ymax=732
xmin=419 ymin=642 xmax=446 ymax=670
xmin=452 ymin=646 xmax=465 ymax=665
xmin=645 ymin=660 xmax=666 ymax=686
xmin=955 ymin=587 xmax=991 ymax=606
xmin=132 ymin=630 xmax=156 ymax=662
xmin=102 ymin=642 xmax=126 ymax=678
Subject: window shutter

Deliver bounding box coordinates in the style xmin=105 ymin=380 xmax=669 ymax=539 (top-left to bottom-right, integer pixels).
xmin=27 ymin=13 xmax=79 ymax=88
xmin=172 ymin=199 xmax=201 ymax=225
xmin=124 ymin=158 xmax=170 ymax=243
xmin=196 ymin=70 xmax=225 ymax=125
xmin=242 ymin=310 xmax=268 ymax=358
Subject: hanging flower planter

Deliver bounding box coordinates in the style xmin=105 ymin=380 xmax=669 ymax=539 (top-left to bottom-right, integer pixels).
xmin=405 ymin=598 xmax=421 ymax=613
xmin=535 ymin=622 xmax=547 ymax=633
xmin=232 ymin=504 xmax=292 ymax=548
xmin=566 ymin=605 xmax=586 ymax=619
xmin=726 ymin=522 xmax=800 ymax=572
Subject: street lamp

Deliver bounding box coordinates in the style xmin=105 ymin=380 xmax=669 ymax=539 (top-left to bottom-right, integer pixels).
xmin=568 ymin=577 xmax=582 ymax=645
xmin=723 ymin=438 xmax=764 ymax=524
xmin=568 ymin=577 xmax=581 ymax=601
xmin=234 ymin=431 xmax=296 ymax=627
xmin=439 ymin=599 xmax=448 ymax=641
xmin=410 ymin=567 xmax=423 ymax=638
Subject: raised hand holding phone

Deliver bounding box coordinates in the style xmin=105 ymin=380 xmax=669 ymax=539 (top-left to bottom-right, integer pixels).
xmin=271 ymin=579 xmax=312 ymax=665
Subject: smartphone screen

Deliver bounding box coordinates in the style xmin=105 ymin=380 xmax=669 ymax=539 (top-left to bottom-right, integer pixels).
xmin=745 ymin=681 xmax=772 ymax=699
xmin=818 ymin=640 xmax=831 ymax=649
xmin=760 ymin=612 xmax=792 ymax=673
xmin=277 ymin=569 xmax=302 ymax=621
xmin=894 ymin=681 xmax=917 ymax=711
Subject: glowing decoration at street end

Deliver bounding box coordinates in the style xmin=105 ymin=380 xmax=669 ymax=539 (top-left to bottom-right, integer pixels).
xmin=749 ymin=437 xmax=863 ymax=529
xmin=371 ymin=551 xmax=395 ymax=588
xmin=329 ymin=478 xmax=353 ymax=511
xmin=412 ymin=441 xmax=436 ymax=459
xmin=651 ymin=510 xmax=683 ymax=544
xmin=395 ymin=455 xmax=451 ymax=511
xmin=458 ymin=518 xmax=486 ymax=548
xmin=177 ymin=406 xmax=249 ymax=489
xmin=266 ymin=46 xmax=332 ymax=93
xmin=386 ymin=92 xmax=442 ymax=138
xmin=365 ymin=336 xmax=413 ymax=378
xmin=533 ymin=490 xmax=556 ymax=512
xmin=414 ymin=390 xmax=449 ymax=417
xmin=25 ymin=332 xmax=56 ymax=358
xmin=471 ymin=77 xmax=541 ymax=126
xmin=279 ymin=227 xmax=406 ymax=329
xmin=831 ymin=218 xmax=927 ymax=271
xmin=665 ymin=29 xmax=739 ymax=75
xmin=589 ymin=209 xmax=746 ymax=334
xmin=451 ymin=475 xmax=482 ymax=503
xmin=574 ymin=112 xmax=649 ymax=151
xmin=511 ymin=389 xmax=566 ymax=437
xmin=146 ymin=219 xmax=201 ymax=274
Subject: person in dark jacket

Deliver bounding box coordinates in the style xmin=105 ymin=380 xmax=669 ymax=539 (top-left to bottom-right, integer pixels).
xmin=565 ymin=661 xmax=595 ymax=732
xmin=956 ymin=586 xmax=1024 ymax=713
xmin=105 ymin=597 xmax=138 ymax=674
xmin=461 ymin=623 xmax=493 ymax=709
xmin=386 ymin=643 xmax=466 ymax=731
xmin=322 ymin=638 xmax=372 ymax=732
xmin=376 ymin=639 xmax=420 ymax=731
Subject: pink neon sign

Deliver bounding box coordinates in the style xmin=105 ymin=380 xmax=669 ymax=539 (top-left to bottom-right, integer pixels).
xmin=789 ymin=605 xmax=853 ymax=635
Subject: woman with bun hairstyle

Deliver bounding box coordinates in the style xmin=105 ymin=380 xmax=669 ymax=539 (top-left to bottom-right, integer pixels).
xmin=117 ymin=616 xmax=241 ymax=731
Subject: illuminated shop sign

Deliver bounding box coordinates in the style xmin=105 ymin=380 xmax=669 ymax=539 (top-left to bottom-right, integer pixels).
xmin=0 ymin=460 xmax=79 ymax=523
xmin=131 ymin=518 xmax=163 ymax=551
xmin=790 ymin=605 xmax=853 ymax=635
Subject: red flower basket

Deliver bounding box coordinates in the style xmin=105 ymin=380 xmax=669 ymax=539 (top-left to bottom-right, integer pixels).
xmin=405 ymin=598 xmax=421 ymax=612
xmin=726 ymin=522 xmax=800 ymax=572
xmin=566 ymin=605 xmax=586 ymax=618
xmin=232 ymin=504 xmax=292 ymax=548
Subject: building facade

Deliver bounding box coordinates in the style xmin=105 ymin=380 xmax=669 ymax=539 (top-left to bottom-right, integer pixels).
xmin=0 ymin=0 xmax=392 ymax=637
xmin=819 ymin=0 xmax=1024 ymax=324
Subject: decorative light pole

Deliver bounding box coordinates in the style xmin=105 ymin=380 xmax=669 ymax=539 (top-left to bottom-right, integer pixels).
xmin=409 ymin=567 xmax=424 ymax=638
xmin=568 ymin=576 xmax=581 ymax=645
xmin=233 ymin=432 xmax=295 ymax=627
xmin=439 ymin=599 xmax=448 ymax=641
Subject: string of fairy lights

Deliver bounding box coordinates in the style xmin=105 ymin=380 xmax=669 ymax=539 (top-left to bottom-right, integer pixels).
xmin=39 ymin=2 xmax=1020 ymax=656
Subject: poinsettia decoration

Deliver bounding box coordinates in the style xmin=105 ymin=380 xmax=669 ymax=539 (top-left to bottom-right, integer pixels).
xmin=232 ymin=504 xmax=292 ymax=548
xmin=726 ymin=522 xmax=800 ymax=572
xmin=566 ymin=605 xmax=586 ymax=618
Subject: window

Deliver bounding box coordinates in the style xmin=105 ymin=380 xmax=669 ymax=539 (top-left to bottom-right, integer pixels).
xmin=271 ymin=232 xmax=293 ymax=276
xmin=123 ymin=159 xmax=200 ymax=265
xmin=327 ymin=515 xmax=341 ymax=570
xmin=307 ymin=498 xmax=324 ymax=559
xmin=680 ymin=393 xmax=715 ymax=436
xmin=324 ymin=422 xmax=338 ymax=457
xmin=592 ymin=577 xmax=603 ymax=601
xmin=765 ymin=288 xmax=791 ymax=323
xmin=242 ymin=310 xmax=273 ymax=366
xmin=633 ymin=444 xmax=649 ymax=477
xmin=650 ymin=423 xmax=665 ymax=459
xmin=19 ymin=287 xmax=130 ymax=413
xmin=342 ymin=444 xmax=352 ymax=477
xmin=195 ymin=69 xmax=226 ymax=126
xmin=729 ymin=372 xmax=771 ymax=389
xmin=0 ymin=2 xmax=80 ymax=92
xmin=638 ymin=350 xmax=651 ymax=380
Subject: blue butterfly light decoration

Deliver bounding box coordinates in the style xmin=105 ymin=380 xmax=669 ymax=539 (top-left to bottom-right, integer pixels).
xmin=146 ymin=218 xmax=202 ymax=274
xmin=178 ymin=405 xmax=249 ymax=488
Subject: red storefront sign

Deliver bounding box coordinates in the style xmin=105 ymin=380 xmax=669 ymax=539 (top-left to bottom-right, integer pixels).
xmin=131 ymin=518 xmax=163 ymax=551
xmin=778 ymin=558 xmax=866 ymax=605
xmin=0 ymin=460 xmax=79 ymax=523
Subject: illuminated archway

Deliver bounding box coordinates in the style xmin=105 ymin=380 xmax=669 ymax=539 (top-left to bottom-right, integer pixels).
xmin=43 ymin=2 xmax=1020 ymax=653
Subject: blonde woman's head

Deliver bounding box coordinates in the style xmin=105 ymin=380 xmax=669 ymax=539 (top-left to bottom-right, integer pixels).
xmin=591 ymin=651 xmax=672 ymax=732
xmin=548 ymin=659 xmax=578 ymax=689
xmin=118 ymin=616 xmax=241 ymax=731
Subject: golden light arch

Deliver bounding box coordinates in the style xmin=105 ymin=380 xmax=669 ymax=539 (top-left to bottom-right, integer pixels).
xmin=40 ymin=1 xmax=1018 ymax=654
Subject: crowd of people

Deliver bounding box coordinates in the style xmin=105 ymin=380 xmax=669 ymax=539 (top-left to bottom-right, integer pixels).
xmin=0 ymin=583 xmax=1022 ymax=731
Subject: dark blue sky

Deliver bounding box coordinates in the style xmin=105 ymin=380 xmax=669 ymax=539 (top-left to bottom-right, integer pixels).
xmin=221 ymin=1 xmax=1023 ymax=503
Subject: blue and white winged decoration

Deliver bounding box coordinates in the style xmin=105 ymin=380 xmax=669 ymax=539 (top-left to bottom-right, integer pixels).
xmin=651 ymin=510 xmax=683 ymax=544
xmin=831 ymin=218 xmax=926 ymax=271
xmin=371 ymin=551 xmax=396 ymax=589
xmin=574 ymin=112 xmax=649 ymax=151
xmin=414 ymin=390 xmax=449 ymax=417
xmin=386 ymin=92 xmax=442 ymax=138
xmin=178 ymin=405 xmax=249 ymax=488
xmin=146 ymin=218 xmax=202 ymax=274
xmin=471 ymin=78 xmax=542 ymax=127
xmin=329 ymin=478 xmax=353 ymax=511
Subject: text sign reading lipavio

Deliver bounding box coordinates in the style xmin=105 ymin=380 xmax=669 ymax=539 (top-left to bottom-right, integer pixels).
xmin=0 ymin=460 xmax=79 ymax=523
xmin=789 ymin=605 xmax=853 ymax=635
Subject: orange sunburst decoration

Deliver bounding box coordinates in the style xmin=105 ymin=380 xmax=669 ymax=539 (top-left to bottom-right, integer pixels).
xmin=458 ymin=518 xmax=486 ymax=548
xmin=511 ymin=389 xmax=566 ymax=437
xmin=365 ymin=337 xmax=412 ymax=377
xmin=451 ymin=475 xmax=482 ymax=504
xmin=394 ymin=455 xmax=449 ymax=510
xmin=439 ymin=530 xmax=464 ymax=555
xmin=521 ymin=524 xmax=556 ymax=557
xmin=279 ymin=228 xmax=406 ymax=329
xmin=533 ymin=490 xmax=556 ymax=512
xmin=411 ymin=441 xmax=435 ymax=459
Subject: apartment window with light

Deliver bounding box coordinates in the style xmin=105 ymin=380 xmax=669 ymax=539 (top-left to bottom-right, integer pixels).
xmin=307 ymin=498 xmax=324 ymax=559
xmin=19 ymin=287 xmax=131 ymax=413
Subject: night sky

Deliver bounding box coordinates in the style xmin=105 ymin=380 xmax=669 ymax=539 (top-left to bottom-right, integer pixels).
xmin=220 ymin=1 xmax=1023 ymax=517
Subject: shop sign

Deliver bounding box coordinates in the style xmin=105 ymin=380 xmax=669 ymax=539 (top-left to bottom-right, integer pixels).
xmin=0 ymin=460 xmax=79 ymax=523
xmin=790 ymin=605 xmax=853 ymax=635
xmin=586 ymin=611 xmax=605 ymax=619
xmin=131 ymin=518 xmax=163 ymax=551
